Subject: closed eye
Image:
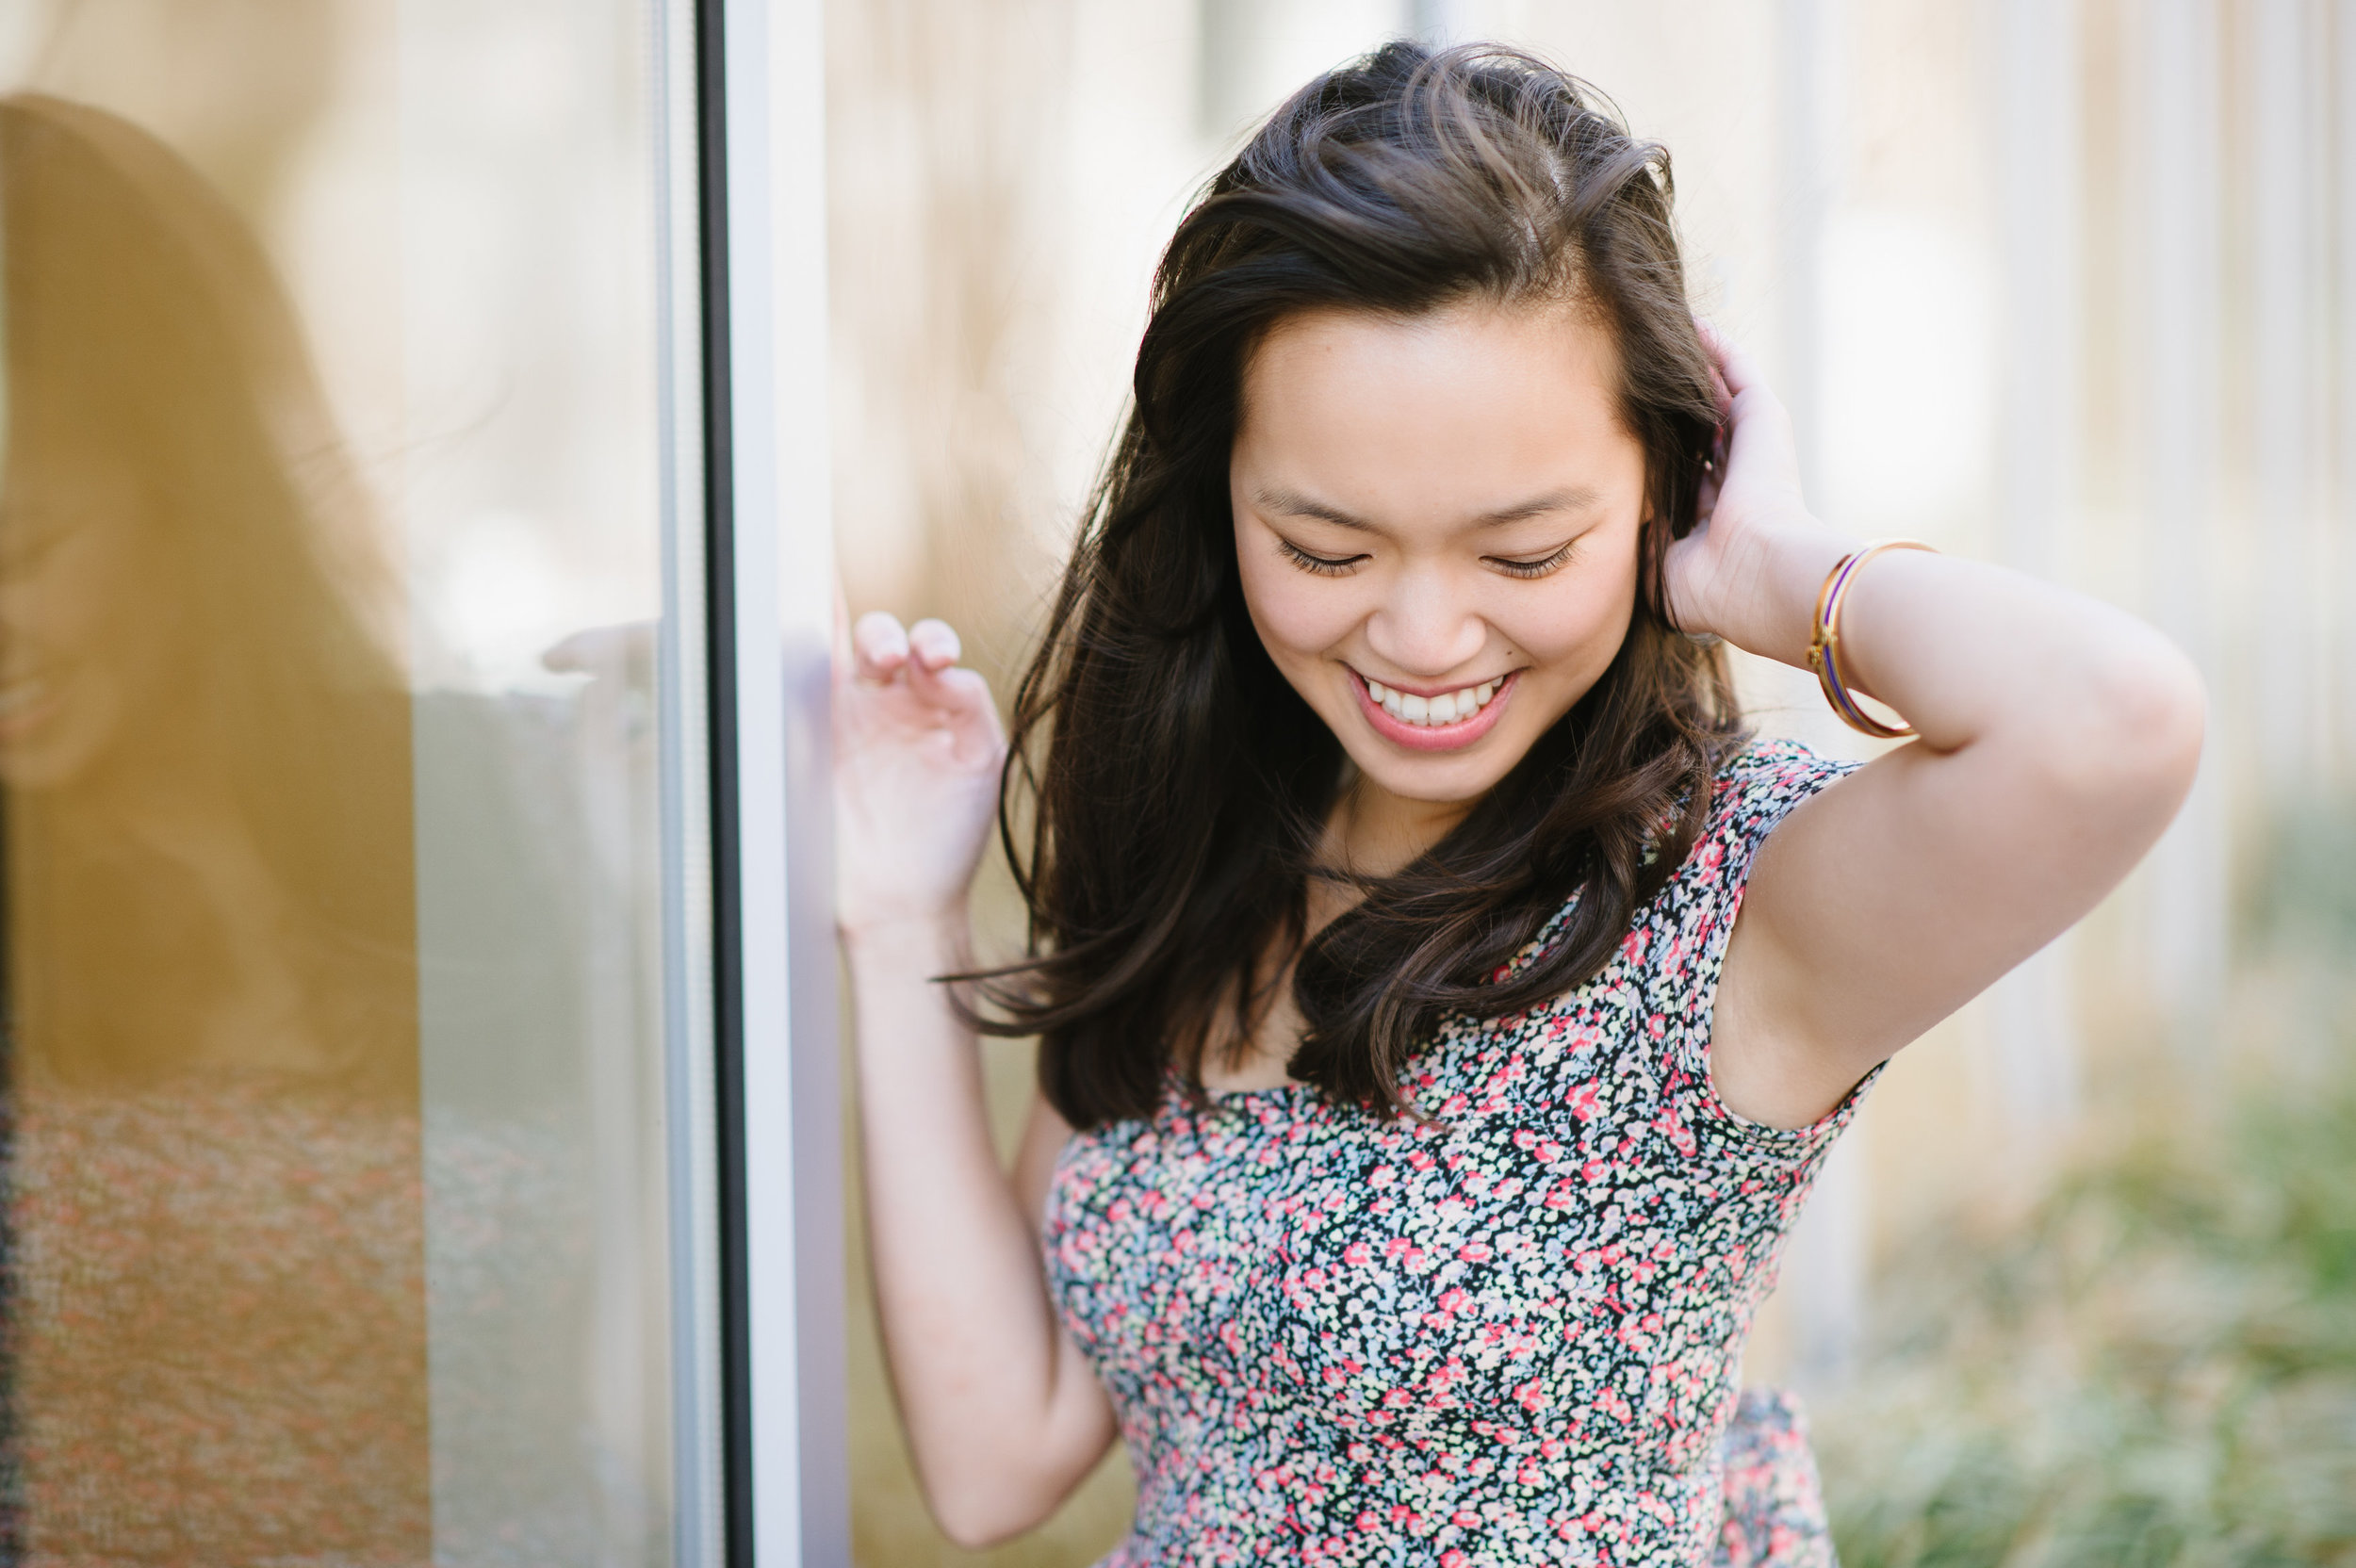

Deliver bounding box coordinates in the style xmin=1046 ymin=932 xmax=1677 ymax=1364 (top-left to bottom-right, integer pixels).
xmin=1276 ymin=537 xmax=1367 ymax=577
xmin=1485 ymin=539 xmax=1577 ymax=580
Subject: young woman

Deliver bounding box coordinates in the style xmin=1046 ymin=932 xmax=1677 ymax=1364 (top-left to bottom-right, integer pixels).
xmin=836 ymin=43 xmax=2201 ymax=1565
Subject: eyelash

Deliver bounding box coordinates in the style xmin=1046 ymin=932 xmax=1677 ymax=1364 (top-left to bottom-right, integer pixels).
xmin=1276 ymin=538 xmax=1366 ymax=577
xmin=1276 ymin=538 xmax=1578 ymax=580
xmin=1490 ymin=540 xmax=1578 ymax=579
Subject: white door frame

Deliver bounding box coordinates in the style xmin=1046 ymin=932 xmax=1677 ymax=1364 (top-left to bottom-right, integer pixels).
xmin=664 ymin=0 xmax=845 ymax=1560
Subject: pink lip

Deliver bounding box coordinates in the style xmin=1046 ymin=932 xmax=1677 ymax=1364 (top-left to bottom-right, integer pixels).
xmin=1350 ymin=669 xmax=1519 ymax=753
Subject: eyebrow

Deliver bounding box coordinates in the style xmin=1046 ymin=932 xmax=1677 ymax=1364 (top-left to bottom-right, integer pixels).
xmin=1254 ymin=484 xmax=1604 ymax=531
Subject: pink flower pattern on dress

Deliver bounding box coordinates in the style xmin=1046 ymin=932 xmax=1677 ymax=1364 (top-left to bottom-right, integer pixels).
xmin=1044 ymin=741 xmax=1870 ymax=1565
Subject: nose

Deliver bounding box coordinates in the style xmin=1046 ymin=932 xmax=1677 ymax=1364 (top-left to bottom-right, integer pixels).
xmin=1363 ymin=567 xmax=1486 ymax=678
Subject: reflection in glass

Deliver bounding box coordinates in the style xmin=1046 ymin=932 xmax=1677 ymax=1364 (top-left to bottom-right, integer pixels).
xmin=0 ymin=0 xmax=688 ymax=1557
xmin=0 ymin=92 xmax=430 ymax=1559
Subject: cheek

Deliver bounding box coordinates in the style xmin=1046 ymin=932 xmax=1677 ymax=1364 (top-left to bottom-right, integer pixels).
xmin=42 ymin=530 xmax=144 ymax=652
xmin=1235 ymin=547 xmax=1365 ymax=662
xmin=1491 ymin=554 xmax=1641 ymax=670
xmin=25 ymin=523 xmax=183 ymax=706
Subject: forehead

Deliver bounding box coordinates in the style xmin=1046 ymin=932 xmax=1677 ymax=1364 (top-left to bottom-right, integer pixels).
xmin=1233 ymin=300 xmax=1636 ymax=512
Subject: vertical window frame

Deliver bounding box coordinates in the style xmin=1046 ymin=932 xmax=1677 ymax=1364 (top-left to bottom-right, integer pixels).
xmin=682 ymin=0 xmax=846 ymax=1562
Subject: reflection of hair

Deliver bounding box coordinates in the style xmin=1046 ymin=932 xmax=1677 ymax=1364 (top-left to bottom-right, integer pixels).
xmin=982 ymin=44 xmax=1743 ymax=1124
xmin=2 ymin=93 xmax=416 ymax=1096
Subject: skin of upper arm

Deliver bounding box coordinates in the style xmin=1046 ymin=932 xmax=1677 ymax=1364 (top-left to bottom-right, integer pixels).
xmin=1711 ymin=645 xmax=2204 ymax=1130
xmin=1014 ymin=1090 xmax=1075 ymax=1222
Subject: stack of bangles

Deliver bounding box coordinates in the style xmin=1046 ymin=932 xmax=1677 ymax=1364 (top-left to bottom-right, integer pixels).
xmin=1806 ymin=538 xmax=1939 ymax=739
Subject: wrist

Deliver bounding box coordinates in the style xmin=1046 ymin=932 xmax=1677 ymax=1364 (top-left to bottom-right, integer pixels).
xmin=1705 ymin=514 xmax=1857 ymax=667
xmin=839 ymin=906 xmax=973 ymax=965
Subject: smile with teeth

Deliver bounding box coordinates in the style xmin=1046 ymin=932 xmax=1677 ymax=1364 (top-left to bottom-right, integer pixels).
xmin=1362 ymin=674 xmax=1503 ymax=727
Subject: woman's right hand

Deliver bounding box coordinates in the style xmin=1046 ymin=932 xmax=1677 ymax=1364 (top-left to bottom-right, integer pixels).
xmin=834 ymin=605 xmax=1119 ymax=1544
xmin=834 ymin=608 xmax=1007 ymax=934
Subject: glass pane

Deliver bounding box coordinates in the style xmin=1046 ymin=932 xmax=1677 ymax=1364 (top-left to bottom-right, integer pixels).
xmin=0 ymin=2 xmax=700 ymax=1560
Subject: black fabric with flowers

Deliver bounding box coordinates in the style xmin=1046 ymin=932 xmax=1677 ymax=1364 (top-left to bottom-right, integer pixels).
xmin=1043 ymin=740 xmax=1872 ymax=1566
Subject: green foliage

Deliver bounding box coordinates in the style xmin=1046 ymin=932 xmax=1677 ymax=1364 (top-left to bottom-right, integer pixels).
xmin=1819 ymin=1042 xmax=2356 ymax=1568
xmin=2244 ymin=804 xmax=2356 ymax=957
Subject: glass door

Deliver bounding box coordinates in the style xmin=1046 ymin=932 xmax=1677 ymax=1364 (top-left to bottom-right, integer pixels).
xmin=0 ymin=0 xmax=845 ymax=1558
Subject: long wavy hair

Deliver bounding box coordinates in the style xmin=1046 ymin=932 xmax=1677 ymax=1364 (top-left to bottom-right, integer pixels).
xmin=977 ymin=42 xmax=1744 ymax=1126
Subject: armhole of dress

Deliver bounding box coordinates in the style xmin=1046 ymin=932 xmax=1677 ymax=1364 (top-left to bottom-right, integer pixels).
xmin=1672 ymin=745 xmax=1876 ymax=1162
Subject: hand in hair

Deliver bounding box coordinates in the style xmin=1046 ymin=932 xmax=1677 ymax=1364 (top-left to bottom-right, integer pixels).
xmin=1661 ymin=325 xmax=2205 ymax=1130
xmin=1661 ymin=319 xmax=1810 ymax=646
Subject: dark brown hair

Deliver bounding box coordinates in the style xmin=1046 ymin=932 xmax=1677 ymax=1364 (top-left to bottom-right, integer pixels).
xmin=976 ymin=42 xmax=1742 ymax=1126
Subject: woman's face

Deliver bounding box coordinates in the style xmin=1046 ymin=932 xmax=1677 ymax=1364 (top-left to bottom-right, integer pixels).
xmin=0 ymin=430 xmax=178 ymax=791
xmin=1230 ymin=299 xmax=1648 ymax=810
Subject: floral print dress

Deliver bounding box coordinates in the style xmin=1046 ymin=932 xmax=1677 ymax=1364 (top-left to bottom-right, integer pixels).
xmin=1043 ymin=740 xmax=1875 ymax=1566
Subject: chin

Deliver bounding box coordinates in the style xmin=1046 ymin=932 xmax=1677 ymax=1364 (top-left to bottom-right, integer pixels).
xmin=1350 ymin=746 xmax=1523 ymax=807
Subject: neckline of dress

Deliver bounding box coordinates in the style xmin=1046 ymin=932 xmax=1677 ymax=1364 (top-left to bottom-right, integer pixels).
xmin=1205 ymin=1079 xmax=1311 ymax=1100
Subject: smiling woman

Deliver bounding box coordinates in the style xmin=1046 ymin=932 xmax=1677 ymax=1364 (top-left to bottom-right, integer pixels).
xmin=1233 ymin=302 xmax=1647 ymax=792
xmin=971 ymin=92 xmax=1741 ymax=1119
xmin=833 ymin=39 xmax=2203 ymax=1565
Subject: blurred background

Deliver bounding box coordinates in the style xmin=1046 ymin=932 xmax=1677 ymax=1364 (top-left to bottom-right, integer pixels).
xmin=831 ymin=1 xmax=2356 ymax=1563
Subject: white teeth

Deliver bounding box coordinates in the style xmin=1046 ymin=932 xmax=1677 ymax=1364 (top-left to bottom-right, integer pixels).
xmin=1365 ymin=674 xmax=1506 ymax=727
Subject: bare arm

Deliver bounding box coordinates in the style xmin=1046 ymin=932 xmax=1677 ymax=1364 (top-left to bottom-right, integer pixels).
xmin=836 ymin=612 xmax=1114 ymax=1547
xmin=1672 ymin=330 xmax=2205 ymax=1129
xmin=1014 ymin=1087 xmax=1081 ymax=1220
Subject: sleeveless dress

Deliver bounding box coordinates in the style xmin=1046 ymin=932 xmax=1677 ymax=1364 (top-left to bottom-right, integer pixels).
xmin=1043 ymin=740 xmax=1876 ymax=1566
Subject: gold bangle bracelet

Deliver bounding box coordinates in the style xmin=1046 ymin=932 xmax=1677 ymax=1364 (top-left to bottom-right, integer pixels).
xmin=1806 ymin=538 xmax=1939 ymax=738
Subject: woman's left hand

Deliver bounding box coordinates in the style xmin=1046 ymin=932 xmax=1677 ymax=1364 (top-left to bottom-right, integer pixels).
xmin=1662 ymin=321 xmax=1819 ymax=645
xmin=1682 ymin=322 xmax=2204 ymax=1135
